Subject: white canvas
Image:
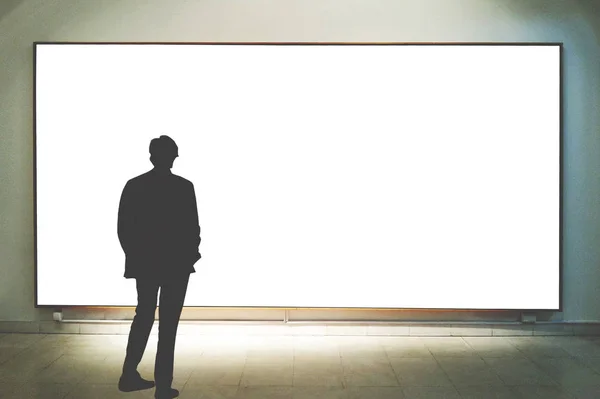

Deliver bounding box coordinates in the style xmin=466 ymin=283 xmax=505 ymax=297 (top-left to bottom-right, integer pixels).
xmin=35 ymin=44 xmax=560 ymax=309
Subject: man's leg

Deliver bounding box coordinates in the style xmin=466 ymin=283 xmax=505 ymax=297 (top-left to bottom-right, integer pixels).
xmin=122 ymin=277 xmax=160 ymax=376
xmin=154 ymin=274 xmax=190 ymax=394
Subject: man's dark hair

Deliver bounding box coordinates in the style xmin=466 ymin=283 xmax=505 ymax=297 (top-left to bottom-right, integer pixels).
xmin=150 ymin=135 xmax=178 ymax=158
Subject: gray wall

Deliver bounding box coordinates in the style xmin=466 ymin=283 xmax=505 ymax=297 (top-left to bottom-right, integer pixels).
xmin=1 ymin=0 xmax=599 ymax=323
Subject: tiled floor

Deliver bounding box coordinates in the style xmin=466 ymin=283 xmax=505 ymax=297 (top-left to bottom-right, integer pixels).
xmin=1 ymin=333 xmax=600 ymax=398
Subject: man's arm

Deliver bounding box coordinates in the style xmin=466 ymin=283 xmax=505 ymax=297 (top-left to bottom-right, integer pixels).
xmin=117 ymin=181 xmax=135 ymax=254
xmin=189 ymin=182 xmax=201 ymax=252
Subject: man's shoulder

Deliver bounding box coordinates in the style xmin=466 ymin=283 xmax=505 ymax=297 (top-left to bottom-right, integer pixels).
xmin=126 ymin=171 xmax=152 ymax=185
xmin=171 ymin=174 xmax=194 ymax=186
xmin=125 ymin=171 xmax=193 ymax=188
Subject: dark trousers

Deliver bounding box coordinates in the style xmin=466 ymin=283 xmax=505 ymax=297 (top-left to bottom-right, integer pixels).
xmin=122 ymin=274 xmax=190 ymax=391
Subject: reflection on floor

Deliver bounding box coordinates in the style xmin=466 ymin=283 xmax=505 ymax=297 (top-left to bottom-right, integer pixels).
xmin=1 ymin=333 xmax=600 ymax=398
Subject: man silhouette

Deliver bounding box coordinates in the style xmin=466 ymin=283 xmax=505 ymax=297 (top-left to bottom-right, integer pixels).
xmin=117 ymin=135 xmax=201 ymax=399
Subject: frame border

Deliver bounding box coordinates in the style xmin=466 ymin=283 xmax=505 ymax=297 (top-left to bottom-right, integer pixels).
xmin=33 ymin=42 xmax=563 ymax=312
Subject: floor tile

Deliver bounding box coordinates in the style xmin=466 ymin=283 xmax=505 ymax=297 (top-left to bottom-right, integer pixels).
xmin=576 ymin=356 xmax=600 ymax=374
xmin=484 ymin=357 xmax=558 ymax=386
xmin=292 ymin=386 xmax=348 ymax=399
xmin=346 ymin=386 xmax=405 ymax=399
xmin=455 ymin=385 xmax=521 ymax=399
xmin=294 ymin=358 xmax=344 ymax=387
xmin=342 ymin=364 xmax=399 ymax=387
xmin=401 ymin=386 xmax=461 ymax=398
xmin=2 ymin=381 xmax=75 ymax=399
xmin=564 ymin=385 xmax=600 ymax=399
xmin=341 ymin=356 xmax=393 ymax=372
xmin=64 ymin=382 xmax=153 ymax=398
xmin=379 ymin=337 xmax=433 ymax=358
xmin=246 ymin=353 xmax=294 ymax=366
xmin=389 ymin=357 xmax=453 ymax=387
xmin=0 ymin=349 xmax=64 ymax=383
xmin=0 ymin=346 xmax=24 ymax=365
xmin=562 ymin=344 xmax=600 ymax=358
xmin=235 ymin=386 xmax=292 ymax=399
xmin=511 ymin=385 xmax=577 ymax=399
xmin=241 ymin=362 xmax=293 ymax=386
xmin=528 ymin=356 xmax=600 ymax=387
xmin=293 ymin=369 xmax=345 ymax=387
xmin=507 ymin=337 xmax=573 ymax=358
xmin=186 ymin=358 xmax=244 ymax=386
xmin=0 ymin=333 xmax=47 ymax=348
xmin=295 ymin=355 xmax=342 ymax=368
xmin=462 ymin=337 xmax=524 ymax=358
xmin=420 ymin=337 xmax=478 ymax=357
xmin=179 ymin=385 xmax=239 ymax=398
xmin=33 ymin=354 xmax=105 ymax=384
xmin=436 ymin=357 xmax=505 ymax=386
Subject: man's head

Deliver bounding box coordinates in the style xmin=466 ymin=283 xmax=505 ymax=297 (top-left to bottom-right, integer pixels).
xmin=150 ymin=135 xmax=179 ymax=169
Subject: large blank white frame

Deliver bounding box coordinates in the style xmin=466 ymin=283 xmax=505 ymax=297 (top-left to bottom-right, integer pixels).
xmin=34 ymin=43 xmax=562 ymax=310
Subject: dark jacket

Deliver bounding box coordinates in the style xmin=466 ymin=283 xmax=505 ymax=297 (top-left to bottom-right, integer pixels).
xmin=117 ymin=168 xmax=201 ymax=279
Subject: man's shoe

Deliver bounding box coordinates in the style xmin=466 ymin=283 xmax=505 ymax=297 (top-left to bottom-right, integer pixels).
xmin=118 ymin=370 xmax=155 ymax=392
xmin=155 ymin=387 xmax=179 ymax=399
